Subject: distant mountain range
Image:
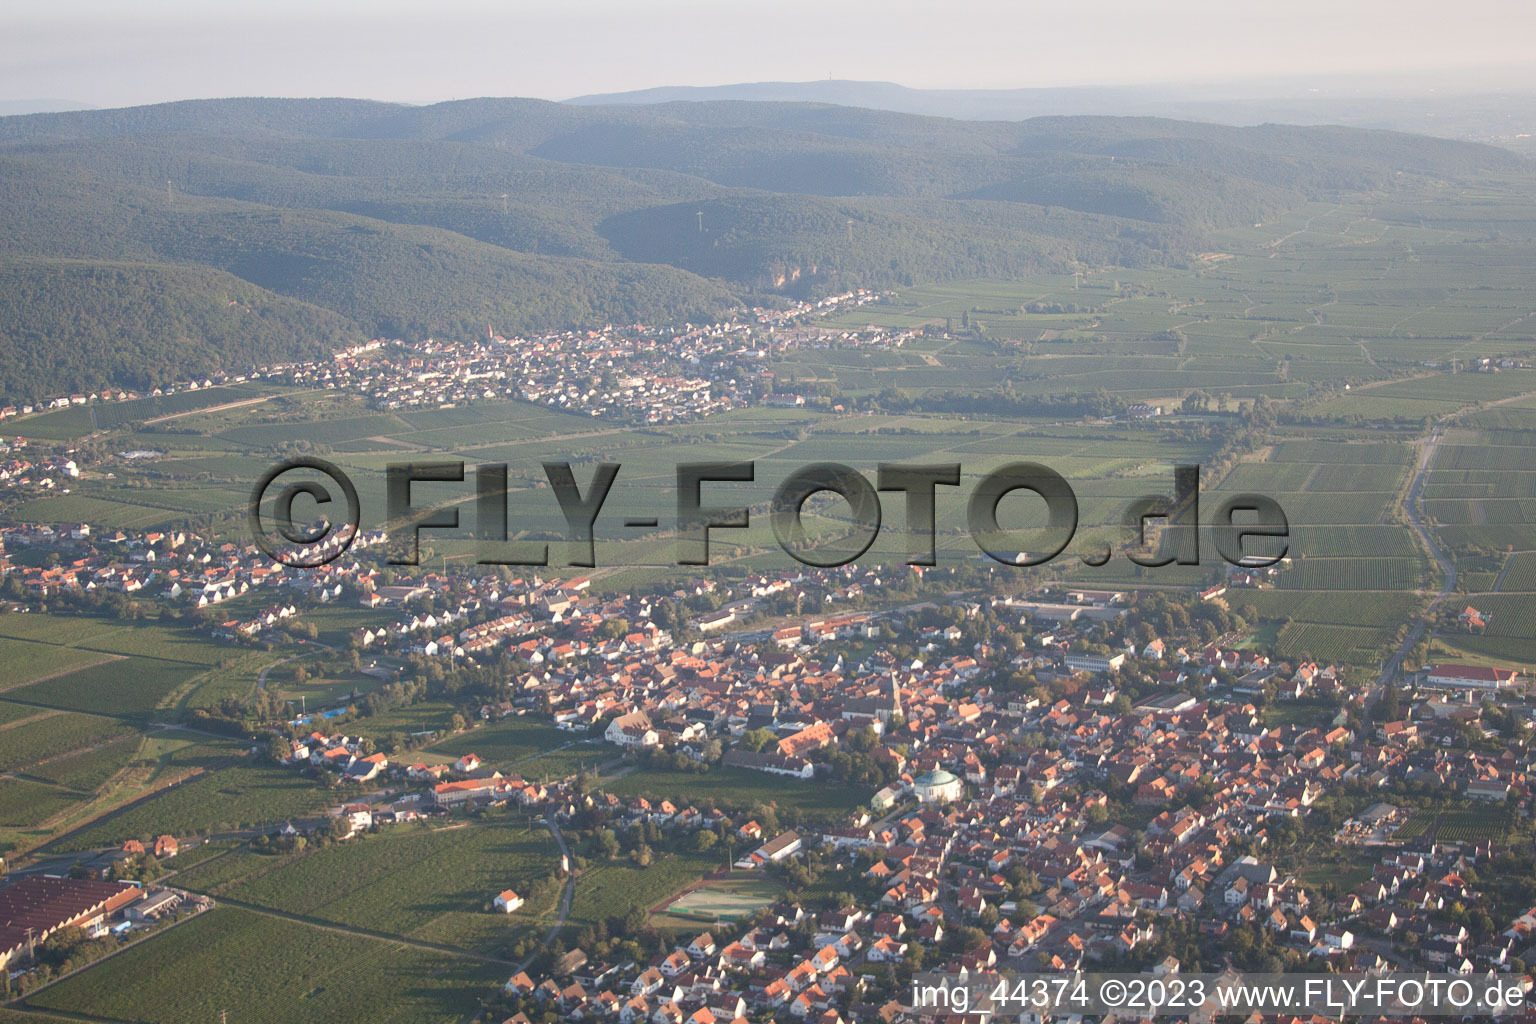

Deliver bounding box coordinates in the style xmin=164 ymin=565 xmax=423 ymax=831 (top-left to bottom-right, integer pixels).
xmin=0 ymin=94 xmax=1526 ymax=402
xmin=0 ymin=100 xmax=96 ymax=117
xmin=569 ymin=78 xmax=1536 ymax=156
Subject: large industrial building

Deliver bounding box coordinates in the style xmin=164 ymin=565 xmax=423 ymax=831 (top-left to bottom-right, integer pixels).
xmin=0 ymin=876 xmax=141 ymax=969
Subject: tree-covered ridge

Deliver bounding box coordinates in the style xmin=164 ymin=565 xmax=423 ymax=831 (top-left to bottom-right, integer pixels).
xmin=0 ymin=170 xmax=738 ymax=342
xmin=0 ymin=257 xmax=358 ymax=403
xmin=6 ymin=99 xmax=1522 ymax=228
xmin=0 ymin=96 xmax=1526 ymax=399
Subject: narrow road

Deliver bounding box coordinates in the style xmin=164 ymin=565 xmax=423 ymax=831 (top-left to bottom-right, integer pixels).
xmin=1491 ymin=552 xmax=1517 ymax=594
xmin=1358 ymin=934 xmax=1421 ymax=972
xmin=1264 ymin=207 xmax=1336 ymax=255
xmin=514 ymin=814 xmax=574 ymax=973
xmin=1371 ymin=379 xmax=1536 ymax=693
xmin=141 ymin=394 xmax=274 ymax=425
xmin=1376 ymin=427 xmax=1456 ymax=692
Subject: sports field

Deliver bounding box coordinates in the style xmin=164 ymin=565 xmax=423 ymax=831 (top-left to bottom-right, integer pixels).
xmin=653 ymin=872 xmax=787 ymax=925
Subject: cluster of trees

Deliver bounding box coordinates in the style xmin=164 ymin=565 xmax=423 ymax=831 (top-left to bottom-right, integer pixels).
xmin=861 ymin=384 xmax=1124 ymax=420
xmin=2 ymin=926 xmax=122 ymax=997
xmin=632 ymin=743 xmax=722 ymax=773
xmin=1020 ymin=300 xmax=1101 ymax=314
xmin=811 ymin=725 xmax=904 ymax=786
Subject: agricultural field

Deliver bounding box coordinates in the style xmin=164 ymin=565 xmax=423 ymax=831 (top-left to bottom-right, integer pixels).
xmin=172 ymin=650 xmax=296 ymax=712
xmin=13 ymin=493 xmax=192 ymax=530
xmin=1175 ymin=427 xmax=1439 ymax=663
xmin=161 ymin=842 xmax=280 ymax=894
xmin=1275 ymin=558 xmax=1425 ymax=592
xmin=0 ymin=777 xmax=84 ymax=828
xmin=28 ymin=734 xmax=148 ymax=790
xmin=1394 ymin=807 xmax=1511 ymax=843
xmin=46 ymin=620 xmax=237 ymax=666
xmin=13 ymin=383 xmax=282 ymax=439
xmin=0 ymin=636 xmax=112 ymax=691
xmin=0 ymin=700 xmax=45 ymax=727
xmin=350 ymin=700 xmax=460 ymax=742
xmin=566 ymin=849 xmax=721 ymax=931
xmin=5 ymin=658 xmax=206 ymax=717
xmin=1418 ymin=414 xmax=1536 ymax=664
xmin=0 ymin=733 xmax=240 ymax=853
xmin=57 ymin=752 xmax=330 ymax=851
xmin=1433 ymin=592 xmax=1536 ymax=663
xmin=0 ymin=711 xmax=131 ymax=774
xmin=1495 ymin=551 xmax=1536 ymax=593
xmin=1234 ymin=591 xmax=1421 ymax=631
xmin=513 ymin=744 xmax=616 ymax=783
xmin=0 ymin=614 xmax=234 ymax=718
xmin=425 ymin=716 xmax=573 ymax=770
xmin=210 ymin=822 xmax=560 ymax=955
xmin=0 ymin=696 xmax=153 ymax=842
xmin=24 ymin=906 xmax=501 ymax=1024
xmin=6 ymin=365 xmax=1233 ymax=571
xmin=1276 ymin=622 xmax=1393 ymax=665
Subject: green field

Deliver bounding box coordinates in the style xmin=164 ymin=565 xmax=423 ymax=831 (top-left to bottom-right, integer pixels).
xmin=25 ymin=906 xmax=501 ymax=1024
xmin=0 ymin=615 xmax=233 ymax=723
xmin=0 ymin=711 xmax=131 ymax=773
xmin=566 ymin=849 xmax=721 ymax=931
xmin=203 ymin=823 xmax=560 ymax=956
xmin=0 ymin=777 xmax=84 ymax=827
xmin=0 ymin=636 xmax=113 ymax=690
xmin=0 ymin=615 xmax=232 ymax=665
xmin=513 ymin=744 xmax=614 ymax=783
xmin=0 ymin=701 xmax=45 ymax=727
xmin=1419 ymin=415 xmax=1536 ymax=663
xmin=1395 ymin=807 xmax=1511 ymax=843
xmin=28 ymin=734 xmax=147 ymax=790
xmin=5 ymin=658 xmax=206 ymax=716
xmin=58 ymin=752 xmax=330 ymax=850
xmin=425 ymin=716 xmax=573 ymax=770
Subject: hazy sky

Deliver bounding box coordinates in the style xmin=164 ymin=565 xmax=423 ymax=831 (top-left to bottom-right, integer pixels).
xmin=6 ymin=0 xmax=1536 ymax=108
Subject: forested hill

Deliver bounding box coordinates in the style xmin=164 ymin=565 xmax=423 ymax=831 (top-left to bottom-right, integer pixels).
xmin=0 ymin=258 xmax=360 ymax=398
xmin=0 ymin=96 xmax=1526 ymax=402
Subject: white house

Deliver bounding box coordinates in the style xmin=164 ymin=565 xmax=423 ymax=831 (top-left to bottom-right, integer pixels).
xmin=606 ymin=710 xmax=658 ymax=747
xmin=1065 ymin=651 xmax=1126 ymax=675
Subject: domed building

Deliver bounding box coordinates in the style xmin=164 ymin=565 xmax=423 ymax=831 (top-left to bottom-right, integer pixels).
xmin=912 ymin=768 xmax=963 ymax=805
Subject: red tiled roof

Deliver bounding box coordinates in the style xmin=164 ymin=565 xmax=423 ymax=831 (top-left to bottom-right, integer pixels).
xmin=0 ymin=877 xmax=140 ymax=955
